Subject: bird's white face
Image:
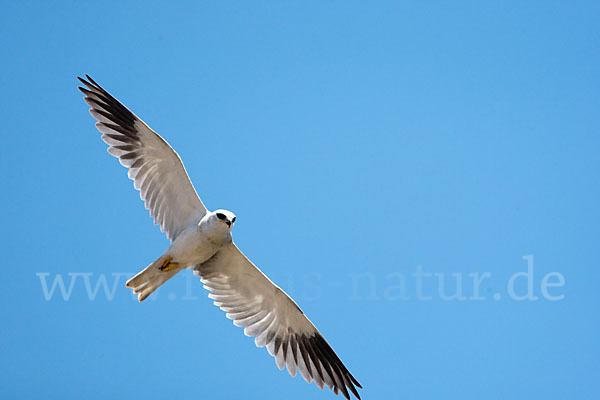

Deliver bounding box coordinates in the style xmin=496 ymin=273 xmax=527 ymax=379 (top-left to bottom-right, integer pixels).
xmin=199 ymin=210 xmax=236 ymax=244
xmin=211 ymin=209 xmax=237 ymax=230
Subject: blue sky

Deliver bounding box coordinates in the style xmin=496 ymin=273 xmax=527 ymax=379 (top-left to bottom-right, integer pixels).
xmin=1 ymin=1 xmax=598 ymax=399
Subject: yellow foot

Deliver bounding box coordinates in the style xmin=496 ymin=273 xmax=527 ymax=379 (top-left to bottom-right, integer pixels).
xmin=159 ymin=256 xmax=180 ymax=272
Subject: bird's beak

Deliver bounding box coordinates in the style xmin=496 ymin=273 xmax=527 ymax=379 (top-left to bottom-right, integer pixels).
xmin=226 ymin=221 xmax=231 ymax=227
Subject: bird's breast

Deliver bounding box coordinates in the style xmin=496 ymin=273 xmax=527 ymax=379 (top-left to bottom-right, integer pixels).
xmin=167 ymin=227 xmax=227 ymax=266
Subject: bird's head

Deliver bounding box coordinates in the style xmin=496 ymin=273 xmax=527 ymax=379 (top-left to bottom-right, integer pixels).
xmin=211 ymin=209 xmax=237 ymax=230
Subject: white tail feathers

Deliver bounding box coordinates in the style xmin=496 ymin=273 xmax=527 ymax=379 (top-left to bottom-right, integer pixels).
xmin=126 ymin=255 xmax=182 ymax=301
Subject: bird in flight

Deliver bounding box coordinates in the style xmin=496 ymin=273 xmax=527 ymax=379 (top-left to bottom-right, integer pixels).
xmin=78 ymin=75 xmax=362 ymax=399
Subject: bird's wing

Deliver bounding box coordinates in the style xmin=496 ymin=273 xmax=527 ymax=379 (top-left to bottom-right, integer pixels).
xmin=194 ymin=242 xmax=362 ymax=400
xmin=78 ymin=75 xmax=207 ymax=242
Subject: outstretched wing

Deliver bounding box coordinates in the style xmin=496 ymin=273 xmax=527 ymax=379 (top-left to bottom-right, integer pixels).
xmin=78 ymin=75 xmax=207 ymax=242
xmin=194 ymin=243 xmax=362 ymax=400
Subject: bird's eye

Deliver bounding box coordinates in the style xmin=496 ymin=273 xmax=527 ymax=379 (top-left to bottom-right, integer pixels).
xmin=232 ymin=217 xmax=236 ymax=223
xmin=216 ymin=213 xmax=227 ymax=221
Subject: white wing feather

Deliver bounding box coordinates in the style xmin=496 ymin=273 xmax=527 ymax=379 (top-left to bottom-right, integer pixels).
xmin=194 ymin=243 xmax=362 ymax=400
xmin=78 ymin=75 xmax=207 ymax=241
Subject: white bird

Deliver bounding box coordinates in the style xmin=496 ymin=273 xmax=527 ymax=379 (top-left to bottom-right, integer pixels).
xmin=78 ymin=75 xmax=362 ymax=400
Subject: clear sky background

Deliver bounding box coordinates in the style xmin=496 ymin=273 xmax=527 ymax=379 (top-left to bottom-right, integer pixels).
xmin=1 ymin=1 xmax=598 ymax=399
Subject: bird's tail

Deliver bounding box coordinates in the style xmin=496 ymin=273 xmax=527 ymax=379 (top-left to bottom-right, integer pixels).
xmin=126 ymin=255 xmax=182 ymax=301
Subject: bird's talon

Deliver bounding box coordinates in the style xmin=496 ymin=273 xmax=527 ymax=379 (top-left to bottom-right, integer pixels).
xmin=159 ymin=256 xmax=179 ymax=271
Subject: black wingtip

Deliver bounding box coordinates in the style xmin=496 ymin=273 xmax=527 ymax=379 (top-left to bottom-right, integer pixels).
xmin=77 ymin=75 xmax=90 ymax=86
xmin=78 ymin=74 xmax=101 ymax=90
xmin=310 ymin=332 xmax=362 ymax=399
xmin=349 ymin=373 xmax=362 ymax=389
xmin=77 ymin=76 xmax=94 ymax=93
xmin=85 ymin=74 xmax=101 ymax=88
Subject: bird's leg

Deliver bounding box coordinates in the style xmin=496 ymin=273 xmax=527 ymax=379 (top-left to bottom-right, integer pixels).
xmin=158 ymin=256 xmax=180 ymax=272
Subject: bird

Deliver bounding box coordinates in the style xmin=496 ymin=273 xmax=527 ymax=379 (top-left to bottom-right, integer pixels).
xmin=78 ymin=75 xmax=362 ymax=400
